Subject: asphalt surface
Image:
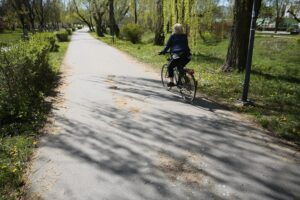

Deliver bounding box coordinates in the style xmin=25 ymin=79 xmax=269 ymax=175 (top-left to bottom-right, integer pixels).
xmin=27 ymin=29 xmax=300 ymax=200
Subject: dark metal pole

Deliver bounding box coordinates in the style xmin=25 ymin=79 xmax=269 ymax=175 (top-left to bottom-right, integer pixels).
xmin=242 ymin=0 xmax=258 ymax=102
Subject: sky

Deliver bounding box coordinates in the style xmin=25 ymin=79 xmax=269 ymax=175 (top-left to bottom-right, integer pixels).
xmin=218 ymin=0 xmax=230 ymax=6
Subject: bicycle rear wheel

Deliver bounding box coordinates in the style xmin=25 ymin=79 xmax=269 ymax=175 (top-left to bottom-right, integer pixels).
xmin=179 ymin=72 xmax=197 ymax=103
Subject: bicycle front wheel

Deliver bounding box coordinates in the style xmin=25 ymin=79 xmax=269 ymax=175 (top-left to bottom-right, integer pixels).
xmin=180 ymin=73 xmax=197 ymax=103
xmin=161 ymin=64 xmax=169 ymax=88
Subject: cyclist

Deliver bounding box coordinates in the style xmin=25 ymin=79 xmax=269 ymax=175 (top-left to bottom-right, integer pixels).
xmin=159 ymin=23 xmax=191 ymax=87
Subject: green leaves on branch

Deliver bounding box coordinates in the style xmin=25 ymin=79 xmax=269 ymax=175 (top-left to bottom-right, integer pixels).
xmin=121 ymin=23 xmax=144 ymax=44
xmin=0 ymin=33 xmax=56 ymax=127
xmin=56 ymin=31 xmax=70 ymax=42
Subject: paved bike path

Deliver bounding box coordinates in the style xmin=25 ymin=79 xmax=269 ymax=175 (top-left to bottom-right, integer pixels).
xmin=27 ymin=29 xmax=300 ymax=200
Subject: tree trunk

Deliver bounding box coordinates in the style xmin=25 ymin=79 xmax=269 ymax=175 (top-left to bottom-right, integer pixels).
xmin=94 ymin=11 xmax=105 ymax=37
xmin=175 ymin=0 xmax=179 ymax=23
xmin=23 ymin=0 xmax=36 ymax=31
xmin=275 ymin=17 xmax=280 ymax=33
xmin=133 ymin=0 xmax=138 ymax=24
xmin=154 ymin=0 xmax=165 ymax=45
xmin=222 ymin=0 xmax=261 ymax=72
xmin=39 ymin=0 xmax=45 ymax=30
xmin=89 ymin=15 xmax=95 ymax=31
xmin=108 ymin=0 xmax=120 ymax=37
xmin=275 ymin=0 xmax=280 ymax=33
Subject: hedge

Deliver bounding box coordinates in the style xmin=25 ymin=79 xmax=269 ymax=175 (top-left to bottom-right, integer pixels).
xmin=56 ymin=31 xmax=69 ymax=42
xmin=0 ymin=33 xmax=55 ymax=129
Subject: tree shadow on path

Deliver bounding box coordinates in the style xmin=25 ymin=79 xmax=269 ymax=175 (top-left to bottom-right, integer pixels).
xmin=38 ymin=75 xmax=300 ymax=200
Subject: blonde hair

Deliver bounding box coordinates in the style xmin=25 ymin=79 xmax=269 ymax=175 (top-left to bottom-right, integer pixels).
xmin=173 ymin=23 xmax=184 ymax=34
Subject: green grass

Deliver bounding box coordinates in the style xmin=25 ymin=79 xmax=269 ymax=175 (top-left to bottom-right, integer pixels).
xmin=0 ymin=30 xmax=23 ymax=44
xmin=91 ymin=32 xmax=300 ymax=145
xmin=0 ymin=40 xmax=69 ymax=200
xmin=49 ymin=42 xmax=69 ymax=72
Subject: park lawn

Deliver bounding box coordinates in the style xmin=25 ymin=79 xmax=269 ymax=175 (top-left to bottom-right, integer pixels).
xmin=0 ymin=40 xmax=69 ymax=200
xmin=91 ymin=32 xmax=300 ymax=145
xmin=0 ymin=30 xmax=23 ymax=44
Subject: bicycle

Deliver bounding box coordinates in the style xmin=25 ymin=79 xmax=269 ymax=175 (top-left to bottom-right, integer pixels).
xmin=160 ymin=54 xmax=197 ymax=103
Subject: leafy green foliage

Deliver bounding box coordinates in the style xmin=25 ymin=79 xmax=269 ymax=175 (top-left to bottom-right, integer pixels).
xmin=0 ymin=34 xmax=55 ymax=128
xmin=121 ymin=23 xmax=144 ymax=44
xmin=0 ymin=136 xmax=35 ymax=199
xmin=32 ymin=32 xmax=57 ymax=52
xmin=56 ymin=31 xmax=69 ymax=42
xmin=0 ymin=34 xmax=69 ymax=199
xmin=65 ymin=28 xmax=73 ymax=35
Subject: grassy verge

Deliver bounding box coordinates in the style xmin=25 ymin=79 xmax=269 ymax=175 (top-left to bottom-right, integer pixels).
xmin=91 ymin=32 xmax=300 ymax=145
xmin=0 ymin=30 xmax=23 ymax=44
xmin=0 ymin=40 xmax=69 ymax=200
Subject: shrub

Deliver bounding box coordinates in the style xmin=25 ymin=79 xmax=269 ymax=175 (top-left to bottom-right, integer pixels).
xmin=65 ymin=28 xmax=72 ymax=35
xmin=0 ymin=37 xmax=54 ymax=125
xmin=72 ymin=27 xmax=76 ymax=32
xmin=121 ymin=23 xmax=144 ymax=44
xmin=77 ymin=25 xmax=83 ymax=29
xmin=199 ymin=31 xmax=222 ymax=45
xmin=0 ymin=17 xmax=4 ymax=33
xmin=32 ymin=32 xmax=57 ymax=51
xmin=56 ymin=31 xmax=69 ymax=42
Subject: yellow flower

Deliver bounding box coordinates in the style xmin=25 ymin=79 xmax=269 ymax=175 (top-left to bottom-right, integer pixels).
xmin=33 ymin=141 xmax=38 ymax=145
xmin=12 ymin=168 xmax=17 ymax=173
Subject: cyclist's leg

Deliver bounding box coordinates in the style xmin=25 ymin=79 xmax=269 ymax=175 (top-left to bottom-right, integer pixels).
xmin=167 ymin=59 xmax=177 ymax=83
xmin=176 ymin=57 xmax=190 ymax=85
xmin=181 ymin=56 xmax=191 ymax=68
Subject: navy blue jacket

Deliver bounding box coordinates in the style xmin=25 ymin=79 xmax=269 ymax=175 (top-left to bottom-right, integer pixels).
xmin=162 ymin=34 xmax=190 ymax=54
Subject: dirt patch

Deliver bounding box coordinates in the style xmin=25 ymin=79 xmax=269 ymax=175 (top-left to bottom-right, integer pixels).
xmin=105 ymin=75 xmax=142 ymax=116
xmin=157 ymin=152 xmax=207 ymax=188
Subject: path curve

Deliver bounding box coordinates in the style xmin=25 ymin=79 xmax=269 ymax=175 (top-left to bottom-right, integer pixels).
xmin=27 ymin=29 xmax=300 ymax=200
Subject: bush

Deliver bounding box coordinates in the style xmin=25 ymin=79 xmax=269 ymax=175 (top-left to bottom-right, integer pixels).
xmin=199 ymin=31 xmax=222 ymax=45
xmin=72 ymin=27 xmax=76 ymax=32
xmin=77 ymin=25 xmax=83 ymax=29
xmin=32 ymin=32 xmax=57 ymax=51
xmin=0 ymin=17 xmax=5 ymax=33
xmin=65 ymin=28 xmax=72 ymax=35
xmin=0 ymin=37 xmax=54 ymax=125
xmin=56 ymin=31 xmax=69 ymax=42
xmin=121 ymin=23 xmax=144 ymax=44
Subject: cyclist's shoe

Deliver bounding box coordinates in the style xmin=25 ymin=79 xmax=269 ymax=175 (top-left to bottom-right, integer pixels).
xmin=167 ymin=82 xmax=176 ymax=87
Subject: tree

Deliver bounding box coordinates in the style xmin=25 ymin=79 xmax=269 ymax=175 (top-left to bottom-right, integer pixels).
xmin=108 ymin=0 xmax=120 ymax=37
xmin=115 ymin=0 xmax=130 ymax=23
xmin=91 ymin=0 xmax=107 ymax=37
xmin=288 ymin=0 xmax=300 ymax=22
xmin=154 ymin=0 xmax=165 ymax=45
xmin=222 ymin=0 xmax=262 ymax=72
xmin=273 ymin=0 xmax=290 ymax=32
xmin=258 ymin=1 xmax=274 ymax=29
xmin=9 ymin=0 xmax=27 ymax=29
xmin=72 ymin=0 xmax=94 ymax=31
xmin=132 ymin=0 xmax=138 ymax=24
xmin=23 ymin=0 xmax=36 ymax=30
